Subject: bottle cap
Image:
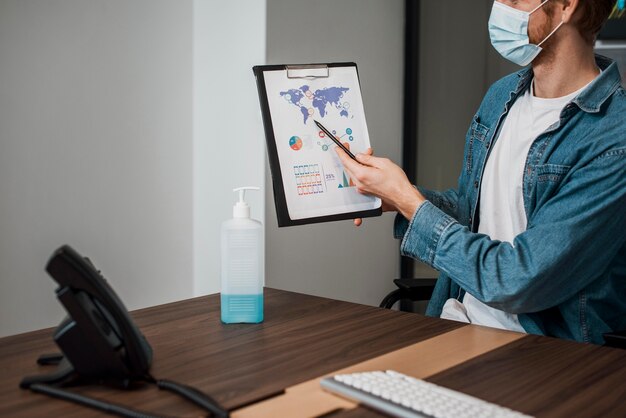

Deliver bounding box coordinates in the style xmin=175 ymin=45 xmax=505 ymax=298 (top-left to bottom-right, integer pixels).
xmin=233 ymin=187 xmax=260 ymax=218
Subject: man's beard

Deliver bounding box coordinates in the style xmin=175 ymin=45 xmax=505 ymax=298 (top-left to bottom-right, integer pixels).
xmin=530 ymin=11 xmax=560 ymax=64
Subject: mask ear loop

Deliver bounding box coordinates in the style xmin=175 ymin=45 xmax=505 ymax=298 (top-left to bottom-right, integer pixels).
xmin=530 ymin=0 xmax=552 ymax=15
xmin=529 ymin=0 xmax=565 ymax=47
xmin=538 ymin=17 xmax=565 ymax=47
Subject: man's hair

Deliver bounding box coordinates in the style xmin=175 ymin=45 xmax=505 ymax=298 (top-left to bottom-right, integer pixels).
xmin=547 ymin=0 xmax=616 ymax=43
xmin=574 ymin=0 xmax=616 ymax=43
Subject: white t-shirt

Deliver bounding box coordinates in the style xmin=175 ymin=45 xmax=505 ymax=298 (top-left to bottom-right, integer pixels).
xmin=441 ymin=78 xmax=593 ymax=332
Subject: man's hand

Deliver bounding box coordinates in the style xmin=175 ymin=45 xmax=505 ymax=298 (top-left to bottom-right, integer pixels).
xmin=336 ymin=146 xmax=425 ymax=227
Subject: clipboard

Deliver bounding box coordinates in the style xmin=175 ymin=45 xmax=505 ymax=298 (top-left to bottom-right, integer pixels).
xmin=253 ymin=62 xmax=382 ymax=227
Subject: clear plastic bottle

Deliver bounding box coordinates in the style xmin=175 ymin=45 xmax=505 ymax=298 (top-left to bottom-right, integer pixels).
xmin=220 ymin=187 xmax=264 ymax=323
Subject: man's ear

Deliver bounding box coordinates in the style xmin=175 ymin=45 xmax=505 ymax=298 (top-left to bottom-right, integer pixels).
xmin=560 ymin=0 xmax=580 ymax=25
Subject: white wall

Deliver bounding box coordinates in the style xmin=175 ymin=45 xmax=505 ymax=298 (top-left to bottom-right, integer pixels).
xmin=193 ymin=0 xmax=266 ymax=296
xmin=0 ymin=0 xmax=267 ymax=337
xmin=264 ymin=0 xmax=404 ymax=306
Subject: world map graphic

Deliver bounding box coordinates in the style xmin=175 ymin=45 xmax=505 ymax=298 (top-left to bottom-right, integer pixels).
xmin=280 ymin=85 xmax=351 ymax=124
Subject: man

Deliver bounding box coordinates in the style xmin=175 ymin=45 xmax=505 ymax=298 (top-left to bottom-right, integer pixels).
xmin=336 ymin=0 xmax=625 ymax=344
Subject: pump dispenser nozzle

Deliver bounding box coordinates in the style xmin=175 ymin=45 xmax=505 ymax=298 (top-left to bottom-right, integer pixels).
xmin=233 ymin=187 xmax=260 ymax=218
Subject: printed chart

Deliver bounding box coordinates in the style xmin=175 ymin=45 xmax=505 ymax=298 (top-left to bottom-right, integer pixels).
xmin=294 ymin=164 xmax=324 ymax=196
xmin=289 ymin=136 xmax=303 ymax=151
xmin=262 ymin=65 xmax=380 ymax=220
xmin=280 ymin=85 xmax=352 ymax=124
xmin=317 ymin=127 xmax=354 ymax=152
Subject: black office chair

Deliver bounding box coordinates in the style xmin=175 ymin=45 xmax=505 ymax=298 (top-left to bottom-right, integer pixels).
xmin=603 ymin=330 xmax=626 ymax=349
xmin=379 ymin=278 xmax=437 ymax=310
xmin=380 ymin=279 xmax=626 ymax=350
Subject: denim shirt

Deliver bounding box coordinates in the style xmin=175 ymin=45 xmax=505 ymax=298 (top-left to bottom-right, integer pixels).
xmin=393 ymin=55 xmax=626 ymax=344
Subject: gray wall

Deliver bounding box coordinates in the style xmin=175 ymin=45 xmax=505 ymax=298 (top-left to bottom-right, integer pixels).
xmin=0 ymin=0 xmax=268 ymax=337
xmin=413 ymin=0 xmax=517 ymax=278
xmin=193 ymin=0 xmax=266 ymax=297
xmin=0 ymin=0 xmax=521 ymax=336
xmin=264 ymin=0 xmax=518 ymax=301
xmin=417 ymin=0 xmax=517 ymax=194
xmin=265 ymin=0 xmax=405 ymax=305
xmin=0 ymin=0 xmax=194 ymax=336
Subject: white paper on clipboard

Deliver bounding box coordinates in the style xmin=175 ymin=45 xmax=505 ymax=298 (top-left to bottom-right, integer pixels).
xmin=262 ymin=65 xmax=381 ymax=220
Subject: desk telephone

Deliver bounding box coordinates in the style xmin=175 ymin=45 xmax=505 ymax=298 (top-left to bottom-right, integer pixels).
xmin=19 ymin=245 xmax=228 ymax=418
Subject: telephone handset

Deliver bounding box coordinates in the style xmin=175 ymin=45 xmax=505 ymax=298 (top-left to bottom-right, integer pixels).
xmin=20 ymin=245 xmax=228 ymax=418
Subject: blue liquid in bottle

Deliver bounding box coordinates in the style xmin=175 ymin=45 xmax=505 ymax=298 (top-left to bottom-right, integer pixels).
xmin=221 ymin=294 xmax=264 ymax=324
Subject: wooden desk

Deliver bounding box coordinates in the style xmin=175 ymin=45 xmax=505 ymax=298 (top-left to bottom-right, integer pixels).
xmin=0 ymin=288 xmax=624 ymax=417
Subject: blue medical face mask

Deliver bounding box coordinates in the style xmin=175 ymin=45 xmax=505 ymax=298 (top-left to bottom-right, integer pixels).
xmin=489 ymin=0 xmax=564 ymax=66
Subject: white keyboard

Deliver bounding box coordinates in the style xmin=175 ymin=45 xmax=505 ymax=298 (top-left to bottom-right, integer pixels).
xmin=320 ymin=370 xmax=533 ymax=418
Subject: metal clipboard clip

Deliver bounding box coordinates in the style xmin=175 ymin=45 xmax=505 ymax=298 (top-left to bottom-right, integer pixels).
xmin=286 ymin=64 xmax=329 ymax=80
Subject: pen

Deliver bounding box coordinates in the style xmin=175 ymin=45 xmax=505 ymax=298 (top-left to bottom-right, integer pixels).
xmin=314 ymin=120 xmax=358 ymax=162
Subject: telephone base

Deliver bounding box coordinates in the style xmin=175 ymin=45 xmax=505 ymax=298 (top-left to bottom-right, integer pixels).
xmin=20 ymin=357 xmax=74 ymax=389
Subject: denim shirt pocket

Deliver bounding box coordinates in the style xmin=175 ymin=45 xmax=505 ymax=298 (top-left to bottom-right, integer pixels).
xmin=465 ymin=116 xmax=490 ymax=174
xmin=532 ymin=164 xmax=572 ymax=207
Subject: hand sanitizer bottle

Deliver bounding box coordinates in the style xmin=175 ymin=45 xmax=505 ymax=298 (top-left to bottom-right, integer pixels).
xmin=221 ymin=186 xmax=264 ymax=323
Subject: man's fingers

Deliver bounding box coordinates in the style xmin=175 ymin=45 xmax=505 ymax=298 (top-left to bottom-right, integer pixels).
xmin=354 ymin=218 xmax=363 ymax=227
xmin=355 ymin=152 xmax=374 ymax=166
xmin=335 ymin=146 xmax=364 ymax=174
xmin=335 ymin=146 xmax=380 ymax=170
xmin=355 ymin=152 xmax=386 ymax=169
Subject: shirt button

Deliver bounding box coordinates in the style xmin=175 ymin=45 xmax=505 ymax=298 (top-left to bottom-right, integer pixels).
xmin=474 ymin=181 xmax=479 ymax=189
xmin=469 ymin=216 xmax=473 ymax=224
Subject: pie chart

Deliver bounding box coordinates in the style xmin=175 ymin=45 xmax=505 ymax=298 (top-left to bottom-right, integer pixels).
xmin=289 ymin=136 xmax=303 ymax=151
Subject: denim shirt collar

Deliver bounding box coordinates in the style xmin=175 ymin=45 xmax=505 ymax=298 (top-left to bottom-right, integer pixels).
xmin=513 ymin=54 xmax=622 ymax=114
